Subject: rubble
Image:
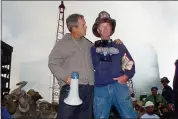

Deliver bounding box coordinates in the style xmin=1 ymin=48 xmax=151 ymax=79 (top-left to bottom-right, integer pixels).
xmin=1 ymin=81 xmax=57 ymax=119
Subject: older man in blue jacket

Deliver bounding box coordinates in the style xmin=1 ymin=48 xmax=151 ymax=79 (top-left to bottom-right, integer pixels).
xmin=91 ymin=11 xmax=137 ymax=119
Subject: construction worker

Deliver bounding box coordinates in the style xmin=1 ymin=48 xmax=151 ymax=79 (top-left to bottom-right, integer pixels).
xmin=145 ymin=86 xmax=167 ymax=115
xmin=141 ymin=101 xmax=160 ymax=118
xmin=91 ymin=11 xmax=137 ymax=119
xmin=161 ymin=77 xmax=173 ymax=103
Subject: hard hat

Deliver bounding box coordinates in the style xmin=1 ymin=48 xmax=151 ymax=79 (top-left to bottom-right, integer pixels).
xmin=27 ymin=89 xmax=36 ymax=96
xmin=145 ymin=101 xmax=154 ymax=107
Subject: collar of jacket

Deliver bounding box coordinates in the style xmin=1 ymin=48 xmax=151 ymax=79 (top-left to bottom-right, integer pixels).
xmin=62 ymin=33 xmax=85 ymax=41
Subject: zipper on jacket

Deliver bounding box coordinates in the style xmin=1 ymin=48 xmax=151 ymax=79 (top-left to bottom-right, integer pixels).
xmin=72 ymin=39 xmax=88 ymax=84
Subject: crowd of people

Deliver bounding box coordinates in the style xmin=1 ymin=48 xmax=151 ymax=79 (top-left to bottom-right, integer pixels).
xmin=131 ymin=76 xmax=178 ymax=119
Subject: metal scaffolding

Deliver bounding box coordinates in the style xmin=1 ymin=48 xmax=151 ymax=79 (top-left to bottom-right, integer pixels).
xmin=51 ymin=1 xmax=65 ymax=103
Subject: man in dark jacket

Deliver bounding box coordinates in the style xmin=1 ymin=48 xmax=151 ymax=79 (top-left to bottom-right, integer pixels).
xmin=161 ymin=77 xmax=173 ymax=103
xmin=91 ymin=11 xmax=137 ymax=119
xmin=173 ymin=59 xmax=178 ymax=113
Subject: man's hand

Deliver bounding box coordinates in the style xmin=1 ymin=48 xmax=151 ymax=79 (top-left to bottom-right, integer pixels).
xmin=114 ymin=39 xmax=123 ymax=44
xmin=65 ymin=75 xmax=71 ymax=85
xmin=113 ymin=74 xmax=129 ymax=84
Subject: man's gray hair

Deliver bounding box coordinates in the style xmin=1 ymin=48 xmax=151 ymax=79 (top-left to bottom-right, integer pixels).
xmin=66 ymin=14 xmax=84 ymax=32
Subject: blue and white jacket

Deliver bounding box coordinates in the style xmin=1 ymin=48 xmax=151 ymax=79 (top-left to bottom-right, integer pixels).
xmin=90 ymin=40 xmax=135 ymax=86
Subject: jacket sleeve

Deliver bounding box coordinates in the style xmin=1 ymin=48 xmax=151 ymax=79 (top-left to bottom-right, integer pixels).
xmin=120 ymin=44 xmax=135 ymax=79
xmin=160 ymin=95 xmax=167 ymax=104
xmin=168 ymin=86 xmax=173 ymax=101
xmin=48 ymin=41 xmax=67 ymax=82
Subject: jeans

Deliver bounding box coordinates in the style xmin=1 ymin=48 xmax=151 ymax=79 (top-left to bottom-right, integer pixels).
xmin=93 ymin=82 xmax=137 ymax=119
xmin=56 ymin=84 xmax=94 ymax=119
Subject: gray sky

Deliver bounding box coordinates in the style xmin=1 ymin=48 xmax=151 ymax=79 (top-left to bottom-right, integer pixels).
xmin=2 ymin=1 xmax=178 ymax=101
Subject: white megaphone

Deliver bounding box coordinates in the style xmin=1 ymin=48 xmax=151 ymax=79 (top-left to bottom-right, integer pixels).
xmin=64 ymin=72 xmax=83 ymax=106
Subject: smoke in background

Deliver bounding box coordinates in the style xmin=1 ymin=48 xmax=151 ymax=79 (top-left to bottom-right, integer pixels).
xmin=125 ymin=41 xmax=161 ymax=97
xmin=20 ymin=60 xmax=52 ymax=102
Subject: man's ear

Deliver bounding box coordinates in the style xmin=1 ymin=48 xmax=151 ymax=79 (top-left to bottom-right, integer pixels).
xmin=72 ymin=27 xmax=75 ymax=32
xmin=97 ymin=28 xmax=100 ymax=34
xmin=71 ymin=26 xmax=77 ymax=32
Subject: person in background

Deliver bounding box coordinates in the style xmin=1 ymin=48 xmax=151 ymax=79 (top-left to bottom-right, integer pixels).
xmin=173 ymin=59 xmax=178 ymax=113
xmin=141 ymin=101 xmax=160 ymax=119
xmin=160 ymin=103 xmax=177 ymax=119
xmin=1 ymin=106 xmax=12 ymax=119
xmin=167 ymin=103 xmax=175 ymax=112
xmin=131 ymin=97 xmax=142 ymax=118
xmin=161 ymin=77 xmax=173 ymax=103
